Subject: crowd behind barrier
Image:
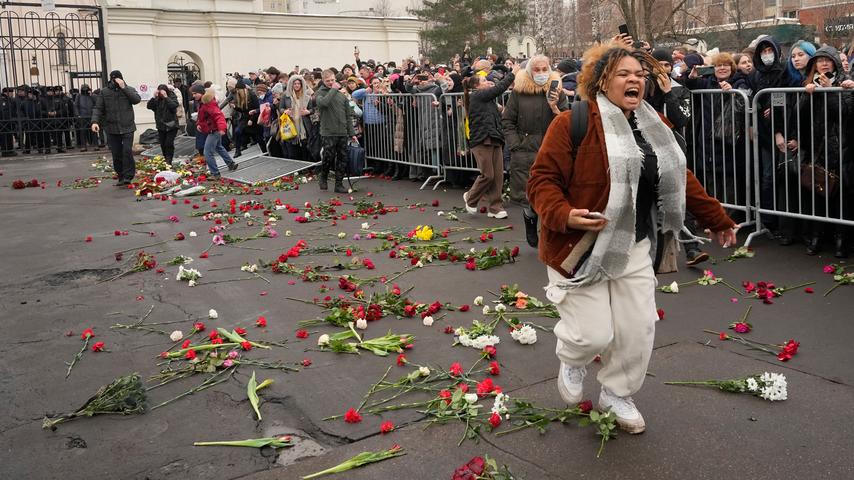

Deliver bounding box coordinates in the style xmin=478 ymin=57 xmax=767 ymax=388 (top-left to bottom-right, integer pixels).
xmin=3 ymin=40 xmax=854 ymax=255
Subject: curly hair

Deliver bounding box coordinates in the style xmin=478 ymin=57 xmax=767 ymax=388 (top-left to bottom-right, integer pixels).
xmin=577 ymin=43 xmax=664 ymax=100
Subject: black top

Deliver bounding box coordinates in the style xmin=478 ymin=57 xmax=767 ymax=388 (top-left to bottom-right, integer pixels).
xmin=628 ymin=114 xmax=659 ymax=242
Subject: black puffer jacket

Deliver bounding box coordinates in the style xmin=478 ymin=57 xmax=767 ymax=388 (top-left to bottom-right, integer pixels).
xmin=748 ymin=37 xmax=791 ymax=142
xmin=146 ymin=90 xmax=179 ymax=131
xmin=92 ymin=82 xmax=141 ymax=134
xmin=465 ymin=72 xmax=515 ymax=148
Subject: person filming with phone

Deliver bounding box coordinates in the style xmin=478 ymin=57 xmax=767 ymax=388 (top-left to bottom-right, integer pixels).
xmin=527 ymin=42 xmax=736 ymax=435
xmin=501 ymin=55 xmax=568 ymax=248
xmin=91 ymin=70 xmax=141 ymax=186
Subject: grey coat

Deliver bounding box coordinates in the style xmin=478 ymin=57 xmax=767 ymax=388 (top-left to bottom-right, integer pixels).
xmin=92 ymin=83 xmax=141 ymax=134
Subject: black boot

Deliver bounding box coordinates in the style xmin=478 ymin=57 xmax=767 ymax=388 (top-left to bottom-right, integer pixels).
xmin=318 ymin=168 xmax=329 ymax=190
xmin=806 ymin=235 xmax=820 ymax=256
xmin=333 ymin=170 xmax=348 ymax=194
xmin=834 ymin=234 xmax=847 ymax=258
xmin=522 ymin=207 xmax=539 ymax=248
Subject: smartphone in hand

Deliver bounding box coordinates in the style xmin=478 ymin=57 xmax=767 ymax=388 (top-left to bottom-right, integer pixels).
xmin=548 ymin=79 xmax=560 ymax=95
xmin=583 ymin=212 xmax=608 ymax=220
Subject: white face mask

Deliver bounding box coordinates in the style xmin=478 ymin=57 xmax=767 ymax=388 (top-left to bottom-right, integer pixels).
xmin=533 ymin=73 xmax=550 ymax=85
xmin=761 ymin=53 xmax=775 ymax=66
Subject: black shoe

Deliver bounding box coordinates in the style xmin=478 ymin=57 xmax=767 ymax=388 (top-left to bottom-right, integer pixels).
xmin=522 ymin=210 xmax=539 ymax=248
xmin=685 ymin=250 xmax=710 ymax=266
xmin=318 ymin=171 xmax=328 ymax=190
xmin=806 ymin=236 xmax=820 ymax=256
xmin=23 ymin=150 xmax=30 ymax=154
xmin=115 ymin=180 xmax=128 ymax=186
xmin=228 ymin=162 xmax=239 ymax=172
xmin=333 ymin=182 xmax=348 ymax=194
xmin=834 ymin=235 xmax=847 ymax=259
xmin=234 ymin=150 xmax=242 ymax=158
xmin=57 ymin=149 xmax=65 ymax=153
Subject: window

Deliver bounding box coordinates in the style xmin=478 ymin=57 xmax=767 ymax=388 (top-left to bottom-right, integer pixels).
xmin=766 ymin=0 xmax=776 ymax=7
xmin=686 ymin=0 xmax=694 ymax=8
xmin=57 ymin=32 xmax=68 ymax=65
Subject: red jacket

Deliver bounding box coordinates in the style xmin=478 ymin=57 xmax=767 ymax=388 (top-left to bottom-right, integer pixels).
xmin=527 ymin=100 xmax=735 ymax=278
xmin=197 ymin=99 xmax=226 ymax=134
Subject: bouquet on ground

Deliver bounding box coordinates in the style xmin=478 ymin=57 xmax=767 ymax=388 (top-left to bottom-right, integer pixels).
xmin=452 ymin=455 xmax=518 ymax=480
xmin=665 ymin=372 xmax=788 ymax=401
xmin=43 ymin=373 xmax=147 ymax=429
xmin=302 ymin=445 xmax=405 ymax=479
xmin=176 ymin=265 xmax=203 ymax=286
xmin=707 ymin=329 xmax=800 ymax=362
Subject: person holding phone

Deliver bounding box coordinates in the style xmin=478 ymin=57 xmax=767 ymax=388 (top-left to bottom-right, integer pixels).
xmin=501 ymin=55 xmax=568 ymax=246
xmin=146 ymin=84 xmax=180 ymax=167
xmin=528 ymin=43 xmax=735 ymax=434
xmin=91 ymin=70 xmax=141 ymax=186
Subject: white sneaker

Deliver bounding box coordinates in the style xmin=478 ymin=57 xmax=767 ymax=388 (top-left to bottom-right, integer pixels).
xmin=598 ymin=387 xmax=646 ymax=434
xmin=488 ymin=210 xmax=508 ymax=219
xmin=556 ymin=363 xmax=586 ymax=405
xmin=462 ymin=192 xmax=477 ymax=214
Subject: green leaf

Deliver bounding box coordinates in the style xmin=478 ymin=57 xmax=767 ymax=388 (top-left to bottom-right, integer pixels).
xmin=194 ymin=436 xmax=294 ymax=449
xmin=247 ymin=371 xmax=262 ymax=421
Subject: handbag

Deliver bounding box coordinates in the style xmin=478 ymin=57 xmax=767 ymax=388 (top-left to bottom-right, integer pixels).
xmin=800 ymin=163 xmax=838 ymax=197
xmin=347 ymin=142 xmax=365 ymax=176
xmin=278 ymin=112 xmax=298 ymax=141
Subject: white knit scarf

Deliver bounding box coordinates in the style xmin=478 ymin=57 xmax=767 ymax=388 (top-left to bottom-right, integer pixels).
xmin=553 ymin=93 xmax=686 ymax=289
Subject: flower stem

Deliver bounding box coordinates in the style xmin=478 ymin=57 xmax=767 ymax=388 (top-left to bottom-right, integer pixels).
xmin=720 ymin=280 xmax=744 ymax=297
xmin=65 ymin=336 xmax=91 ymax=379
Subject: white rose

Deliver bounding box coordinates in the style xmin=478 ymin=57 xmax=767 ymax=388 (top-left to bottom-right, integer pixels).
xmin=208 ymin=309 xmax=218 ymax=319
xmin=318 ymin=334 xmax=330 ymax=346
xmin=422 ymin=316 xmax=434 ymax=326
xmin=355 ymin=318 xmax=368 ymax=330
xmin=464 ymin=393 xmax=478 ymax=404
xmin=169 ymin=330 xmax=183 ymax=342
xmin=188 ymin=280 xmax=196 ymax=287
xmin=361 ymin=222 xmax=370 ymax=230
xmin=669 ymin=281 xmax=679 ymax=293
xmin=415 ymin=261 xmax=424 ymax=268
xmin=244 ymin=212 xmax=251 ymax=218
xmin=305 ymin=212 xmax=311 ymax=218
xmin=482 ymin=306 xmax=491 ymax=315
xmin=419 ymin=366 xmax=430 ymax=376
xmin=437 ymin=211 xmax=444 ymax=216
xmin=473 ymin=296 xmax=484 ymax=306
xmin=338 ymin=232 xmax=346 ymax=239
xmin=189 ymin=231 xmax=197 ymax=237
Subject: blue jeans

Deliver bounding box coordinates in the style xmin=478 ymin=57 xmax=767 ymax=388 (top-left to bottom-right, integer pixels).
xmin=203 ymin=132 xmax=234 ymax=175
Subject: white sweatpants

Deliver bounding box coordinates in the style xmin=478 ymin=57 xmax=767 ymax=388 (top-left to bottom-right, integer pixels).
xmin=546 ymin=238 xmax=657 ymax=397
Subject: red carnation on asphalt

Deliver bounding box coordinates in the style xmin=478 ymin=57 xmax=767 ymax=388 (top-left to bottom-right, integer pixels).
xmin=489 ymin=361 xmax=500 ymax=376
xmin=114 ymin=230 xmax=122 ymax=236
xmin=439 ymin=389 xmax=452 ymax=404
xmin=181 ymin=339 xmax=191 ymax=349
xmin=91 ymin=341 xmax=105 ymax=352
xmin=482 ymin=345 xmax=497 ymax=358
xmin=80 ymin=328 xmax=94 ymax=339
xmin=733 ymin=322 xmax=751 ymax=334
xmin=296 ymin=329 xmax=309 ymax=339
xmin=578 ymin=400 xmax=593 ymax=414
xmin=301 ymin=358 xmax=312 ymax=367
xmin=657 ymin=308 xmax=665 ymax=320
xmin=235 ymin=327 xmax=247 ymax=335
xmin=211 ymin=337 xmax=223 ymax=345
xmin=343 ymin=408 xmax=362 ymax=423
xmin=510 ymin=246 xmax=520 ymax=258
xmin=240 ymin=341 xmax=252 ymax=351
xmin=85 ymin=235 xmax=93 ymax=242
xmin=396 ymin=353 xmax=407 ymax=366
xmin=185 ymin=349 xmax=197 ymax=360
xmin=174 ymin=232 xmax=185 ymax=241
xmin=719 ymin=332 xmax=729 ymax=340
xmin=193 ymin=322 xmax=206 ymax=332
xmin=255 ymin=316 xmax=267 ymax=327
xmin=804 ymin=287 xmax=814 ymax=294
xmin=199 ymin=252 xmax=209 ymax=258
xmin=476 ymin=378 xmax=495 ymax=397
xmin=449 ymin=362 xmax=464 ymax=376
xmin=489 ymin=412 xmax=502 ymax=428
xmin=380 ymin=420 xmax=395 ymax=433
xmin=459 ymin=304 xmax=470 ymax=312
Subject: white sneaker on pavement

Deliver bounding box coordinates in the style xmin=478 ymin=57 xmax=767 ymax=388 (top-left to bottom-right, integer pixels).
xmin=598 ymin=387 xmax=646 ymax=434
xmin=463 ymin=192 xmax=477 ymax=214
xmin=557 ymin=363 xmax=586 ymax=405
xmin=487 ymin=210 xmax=508 ymax=219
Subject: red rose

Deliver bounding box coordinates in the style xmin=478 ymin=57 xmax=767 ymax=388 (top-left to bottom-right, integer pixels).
xmin=211 ymin=337 xmax=224 ymax=345
xmin=489 ymin=361 xmax=500 ymax=376
xmin=777 ymin=351 xmax=793 ymax=362
xmin=476 ymin=378 xmax=495 ymax=397
xmin=343 ymin=408 xmax=362 ymax=423
xmin=80 ymin=328 xmax=94 ymax=339
xmin=719 ymin=332 xmax=729 ymax=340
xmin=174 ymin=232 xmax=185 ymax=241
xmin=91 ymin=341 xmax=105 ymax=352
xmin=432 ymin=199 xmax=439 ymax=207
xmin=240 ymin=341 xmax=252 ymax=351
xmin=733 ymin=322 xmax=750 ymax=334
xmin=458 ymin=383 xmax=469 ymax=393
xmin=449 ymin=362 xmax=464 ymax=376
xmin=295 ymin=329 xmax=309 ymax=339
xmin=783 ymin=339 xmax=799 ymax=355
xmin=804 ymin=287 xmax=814 ymax=294
xmin=199 ymin=252 xmax=209 ymax=258
xmin=578 ymin=400 xmax=593 ymax=413
xmin=301 ymin=358 xmax=312 ymax=367
xmin=438 ymin=389 xmax=452 ymax=404
xmin=459 ymin=304 xmax=470 ymax=312
xmin=181 ymin=339 xmax=191 ymax=349
xmin=444 ymin=325 xmax=455 ymax=334
xmin=510 ymin=246 xmax=520 ymax=258
xmin=656 ymin=308 xmax=665 ymax=320
xmin=482 ymin=345 xmax=497 ymax=358
xmin=488 ymin=411 xmax=502 ymax=428
xmin=85 ymin=236 xmax=93 ymax=242
xmin=380 ymin=420 xmax=395 ymax=433
xmin=193 ymin=322 xmax=206 ymax=332
xmin=256 ymin=316 xmax=267 ymax=327
xmin=185 ymin=349 xmax=197 ymax=360
xmin=396 ymin=354 xmax=407 ymax=366
xmin=12 ymin=180 xmax=25 ymax=189
xmin=235 ymin=327 xmax=247 ymax=335
xmin=465 ymin=262 xmax=476 ymax=271
xmin=114 ymin=230 xmax=122 ymax=236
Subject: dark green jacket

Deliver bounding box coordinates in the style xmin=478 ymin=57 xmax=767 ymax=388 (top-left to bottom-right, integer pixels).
xmin=315 ymin=84 xmax=355 ymax=137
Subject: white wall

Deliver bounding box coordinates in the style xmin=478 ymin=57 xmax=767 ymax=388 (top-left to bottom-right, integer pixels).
xmin=101 ymin=6 xmax=421 ymax=133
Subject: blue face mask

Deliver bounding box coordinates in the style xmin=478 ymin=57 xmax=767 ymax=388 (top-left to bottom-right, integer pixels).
xmin=533 ymin=73 xmax=550 ymax=85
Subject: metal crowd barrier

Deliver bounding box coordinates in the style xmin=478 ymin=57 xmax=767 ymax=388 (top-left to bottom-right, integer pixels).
xmin=686 ymin=88 xmax=754 ymax=228
xmin=362 ymin=92 xmax=443 ymax=190
xmin=746 ymin=87 xmax=854 ymax=246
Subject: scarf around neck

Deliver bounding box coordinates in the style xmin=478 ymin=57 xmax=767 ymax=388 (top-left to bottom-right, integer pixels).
xmin=553 ymin=93 xmax=686 ymax=289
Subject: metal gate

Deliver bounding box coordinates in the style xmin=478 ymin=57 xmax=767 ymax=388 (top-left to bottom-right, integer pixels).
xmin=0 ymin=2 xmax=107 ymax=90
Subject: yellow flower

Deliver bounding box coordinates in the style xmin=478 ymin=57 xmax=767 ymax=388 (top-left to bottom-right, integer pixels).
xmin=415 ymin=225 xmax=434 ymax=241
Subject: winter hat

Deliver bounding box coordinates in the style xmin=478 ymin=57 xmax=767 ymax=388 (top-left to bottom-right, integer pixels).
xmin=556 ymin=59 xmax=578 ymax=74
xmin=684 ymin=53 xmax=706 ymax=71
xmin=109 ymin=70 xmax=123 ymax=80
xmin=652 ymin=48 xmax=672 ymax=63
xmin=190 ymin=84 xmax=206 ymax=94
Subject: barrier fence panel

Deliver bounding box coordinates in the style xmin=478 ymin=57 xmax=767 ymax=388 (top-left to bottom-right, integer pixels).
xmin=363 ymin=92 xmax=443 ymax=190
xmin=747 ymin=87 xmax=854 ymax=246
xmin=439 ymin=92 xmax=478 ymax=174
xmin=685 ymin=89 xmax=753 ymax=228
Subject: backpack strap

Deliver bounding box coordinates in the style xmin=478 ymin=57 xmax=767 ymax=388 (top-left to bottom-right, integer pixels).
xmin=569 ymin=99 xmax=588 ymax=159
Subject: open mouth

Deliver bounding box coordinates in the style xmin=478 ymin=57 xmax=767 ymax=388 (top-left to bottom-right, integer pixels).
xmin=625 ymin=87 xmax=640 ymax=99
